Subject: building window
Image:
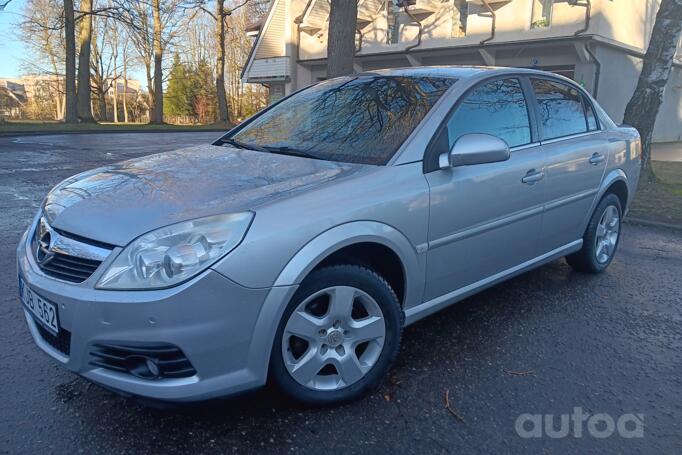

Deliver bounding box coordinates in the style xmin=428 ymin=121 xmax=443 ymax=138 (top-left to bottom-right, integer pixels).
xmin=531 ymin=0 xmax=553 ymax=29
xmin=387 ymin=1 xmax=400 ymax=44
xmin=452 ymin=0 xmax=468 ymax=37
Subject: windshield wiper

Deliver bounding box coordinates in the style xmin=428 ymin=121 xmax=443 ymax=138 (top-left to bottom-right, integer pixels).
xmin=220 ymin=138 xmax=319 ymax=160
xmin=261 ymin=145 xmax=319 ymax=160
xmin=218 ymin=138 xmax=268 ymax=152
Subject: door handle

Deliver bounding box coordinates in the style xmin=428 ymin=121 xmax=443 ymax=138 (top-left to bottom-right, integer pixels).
xmin=521 ymin=169 xmax=545 ymax=185
xmin=589 ymin=153 xmax=605 ymax=165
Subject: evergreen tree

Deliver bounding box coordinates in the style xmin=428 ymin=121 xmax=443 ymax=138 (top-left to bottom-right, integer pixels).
xmin=164 ymin=54 xmax=192 ymax=117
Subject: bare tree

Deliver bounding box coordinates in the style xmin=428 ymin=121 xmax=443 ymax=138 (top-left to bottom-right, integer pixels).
xmin=623 ymin=0 xmax=682 ymax=180
xmin=64 ymin=0 xmax=78 ymax=122
xmin=111 ymin=19 xmax=119 ymax=122
xmin=150 ymin=0 xmax=164 ymax=123
xmin=121 ymin=35 xmax=131 ymax=122
xmin=90 ymin=12 xmax=117 ymax=121
xmin=188 ymin=0 xmax=252 ymax=125
xmin=76 ymin=0 xmax=96 ymax=122
xmin=119 ymin=0 xmax=154 ymax=118
xmin=116 ymin=0 xmax=190 ymax=124
xmin=19 ymin=0 xmax=66 ymax=119
xmin=327 ymin=0 xmax=357 ymax=78
xmin=214 ymin=0 xmax=228 ymax=124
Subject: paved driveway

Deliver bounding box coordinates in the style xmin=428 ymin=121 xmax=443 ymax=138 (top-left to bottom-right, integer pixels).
xmin=1 ymin=133 xmax=680 ymax=453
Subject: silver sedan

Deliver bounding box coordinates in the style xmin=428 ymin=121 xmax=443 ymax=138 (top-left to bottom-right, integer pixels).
xmin=17 ymin=67 xmax=640 ymax=405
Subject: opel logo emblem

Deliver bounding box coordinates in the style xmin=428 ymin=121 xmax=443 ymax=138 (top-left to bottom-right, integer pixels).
xmin=36 ymin=223 xmax=55 ymax=266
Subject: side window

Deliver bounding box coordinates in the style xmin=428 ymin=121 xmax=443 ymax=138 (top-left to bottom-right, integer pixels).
xmin=446 ymin=78 xmax=531 ymax=149
xmin=531 ymin=78 xmax=588 ymax=140
xmin=583 ymin=96 xmax=599 ymax=131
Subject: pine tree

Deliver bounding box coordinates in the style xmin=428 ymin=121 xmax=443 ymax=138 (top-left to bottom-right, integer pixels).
xmin=164 ymin=54 xmax=192 ymax=118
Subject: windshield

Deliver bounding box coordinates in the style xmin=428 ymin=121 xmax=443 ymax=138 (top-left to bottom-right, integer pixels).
xmin=227 ymin=75 xmax=457 ymax=165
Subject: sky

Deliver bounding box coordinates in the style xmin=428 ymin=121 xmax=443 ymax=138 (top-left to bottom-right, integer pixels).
xmin=0 ymin=0 xmax=146 ymax=87
xmin=0 ymin=0 xmax=27 ymax=78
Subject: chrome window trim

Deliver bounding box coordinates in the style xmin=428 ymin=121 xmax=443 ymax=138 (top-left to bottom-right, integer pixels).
xmin=510 ymin=142 xmax=541 ymax=152
xmin=540 ymin=130 xmax=603 ymax=145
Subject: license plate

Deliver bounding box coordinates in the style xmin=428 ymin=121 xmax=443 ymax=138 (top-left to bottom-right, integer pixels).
xmin=19 ymin=275 xmax=59 ymax=335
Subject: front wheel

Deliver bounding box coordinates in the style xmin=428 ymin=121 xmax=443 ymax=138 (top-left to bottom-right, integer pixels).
xmin=566 ymin=193 xmax=622 ymax=274
xmin=269 ymin=265 xmax=403 ymax=405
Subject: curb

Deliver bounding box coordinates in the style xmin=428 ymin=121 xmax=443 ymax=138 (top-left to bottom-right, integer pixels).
xmin=0 ymin=128 xmax=228 ymax=138
xmin=624 ymin=217 xmax=682 ymax=231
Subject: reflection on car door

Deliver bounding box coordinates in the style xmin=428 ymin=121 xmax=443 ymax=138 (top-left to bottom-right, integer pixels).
xmin=530 ymin=78 xmax=608 ymax=252
xmin=423 ymin=78 xmax=546 ymax=302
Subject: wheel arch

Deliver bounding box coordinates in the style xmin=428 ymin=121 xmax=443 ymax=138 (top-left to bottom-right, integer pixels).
xmin=273 ymin=221 xmax=423 ymax=310
xmin=581 ymin=169 xmax=629 ymax=233
xmin=599 ymin=169 xmax=629 ymax=208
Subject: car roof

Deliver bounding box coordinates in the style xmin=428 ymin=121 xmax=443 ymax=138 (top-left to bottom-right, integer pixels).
xmin=357 ymin=65 xmax=554 ymax=80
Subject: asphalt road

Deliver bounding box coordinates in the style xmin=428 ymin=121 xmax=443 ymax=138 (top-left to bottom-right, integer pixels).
xmin=1 ymin=133 xmax=681 ymax=454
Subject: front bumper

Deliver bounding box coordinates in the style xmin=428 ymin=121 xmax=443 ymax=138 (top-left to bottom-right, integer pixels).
xmin=16 ymin=226 xmax=296 ymax=402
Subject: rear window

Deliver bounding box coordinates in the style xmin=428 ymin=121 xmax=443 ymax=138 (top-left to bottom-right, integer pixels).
xmin=230 ymin=75 xmax=457 ymax=165
xmin=531 ymin=78 xmax=588 ymax=140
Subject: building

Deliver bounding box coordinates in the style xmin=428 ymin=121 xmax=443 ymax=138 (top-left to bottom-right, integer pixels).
xmin=105 ymin=79 xmax=143 ymax=98
xmin=0 ymin=79 xmax=27 ymax=118
xmin=241 ymin=0 xmax=682 ymax=142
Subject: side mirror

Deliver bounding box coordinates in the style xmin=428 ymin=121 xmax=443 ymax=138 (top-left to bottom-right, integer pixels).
xmin=438 ymin=133 xmax=511 ymax=170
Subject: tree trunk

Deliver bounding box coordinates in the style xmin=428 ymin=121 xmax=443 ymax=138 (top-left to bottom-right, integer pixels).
xmin=98 ymin=89 xmax=107 ymax=122
xmin=48 ymin=53 xmax=63 ymax=120
xmin=622 ymin=0 xmax=682 ymax=181
xmin=112 ymin=28 xmax=119 ymax=123
xmin=123 ymin=46 xmax=129 ymax=123
xmin=63 ymin=0 xmax=78 ymax=123
xmin=150 ymin=0 xmax=164 ymax=124
xmin=144 ymin=62 xmax=153 ymax=122
xmin=76 ymin=0 xmax=95 ymax=122
xmin=327 ymin=0 xmax=357 ymax=78
xmin=215 ymin=0 xmax=229 ymax=124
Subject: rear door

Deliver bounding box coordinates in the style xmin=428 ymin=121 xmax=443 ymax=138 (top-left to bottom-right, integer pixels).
xmin=423 ymin=77 xmax=546 ymax=301
xmin=530 ymin=78 xmax=608 ymax=252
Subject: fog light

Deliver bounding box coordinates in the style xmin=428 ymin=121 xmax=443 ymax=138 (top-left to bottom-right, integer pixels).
xmin=146 ymin=358 xmax=160 ymax=377
xmin=124 ymin=355 xmax=161 ymax=379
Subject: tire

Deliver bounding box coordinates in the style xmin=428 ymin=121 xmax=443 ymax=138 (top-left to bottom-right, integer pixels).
xmin=269 ymin=264 xmax=403 ymax=405
xmin=566 ymin=193 xmax=623 ymax=274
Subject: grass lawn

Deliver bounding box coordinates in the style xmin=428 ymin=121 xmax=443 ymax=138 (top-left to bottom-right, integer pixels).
xmin=0 ymin=120 xmax=229 ymax=134
xmin=628 ymin=161 xmax=682 ymax=227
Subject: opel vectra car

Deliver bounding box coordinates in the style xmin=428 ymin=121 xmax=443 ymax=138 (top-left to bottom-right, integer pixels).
xmin=17 ymin=67 xmax=641 ymax=405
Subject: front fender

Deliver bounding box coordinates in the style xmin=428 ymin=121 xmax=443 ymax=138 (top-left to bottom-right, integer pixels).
xmin=243 ymin=221 xmax=425 ymax=386
xmin=274 ymin=220 xmax=424 ymax=308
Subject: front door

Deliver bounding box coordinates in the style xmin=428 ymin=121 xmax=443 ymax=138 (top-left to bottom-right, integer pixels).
xmin=424 ymin=77 xmax=546 ymax=301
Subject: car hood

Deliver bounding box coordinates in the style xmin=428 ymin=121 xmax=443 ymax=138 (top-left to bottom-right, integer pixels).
xmin=43 ymin=144 xmax=368 ymax=246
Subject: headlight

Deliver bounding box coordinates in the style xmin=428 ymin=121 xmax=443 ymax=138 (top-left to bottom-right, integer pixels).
xmin=97 ymin=212 xmax=253 ymax=290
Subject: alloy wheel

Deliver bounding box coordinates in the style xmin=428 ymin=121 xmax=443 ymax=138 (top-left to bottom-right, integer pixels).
xmin=281 ymin=286 xmax=386 ymax=391
xmin=594 ymin=205 xmax=620 ymax=264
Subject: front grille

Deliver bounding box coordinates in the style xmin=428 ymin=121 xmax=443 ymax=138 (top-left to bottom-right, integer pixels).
xmin=35 ymin=322 xmax=72 ymax=356
xmin=32 ymin=218 xmax=110 ymax=284
xmin=90 ymin=343 xmax=197 ymax=379
xmin=38 ymin=252 xmax=102 ymax=283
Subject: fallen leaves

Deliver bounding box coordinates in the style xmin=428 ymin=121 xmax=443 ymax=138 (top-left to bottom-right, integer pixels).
xmin=444 ymin=389 xmax=465 ymax=423
xmin=502 ymin=368 xmax=535 ymax=377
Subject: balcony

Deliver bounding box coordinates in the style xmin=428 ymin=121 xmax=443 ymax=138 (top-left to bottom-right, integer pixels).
xmin=244 ymin=57 xmax=290 ymax=83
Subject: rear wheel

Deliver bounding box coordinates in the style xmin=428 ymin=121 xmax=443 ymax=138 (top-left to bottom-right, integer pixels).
xmin=566 ymin=193 xmax=622 ymax=274
xmin=270 ymin=265 xmax=402 ymax=405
